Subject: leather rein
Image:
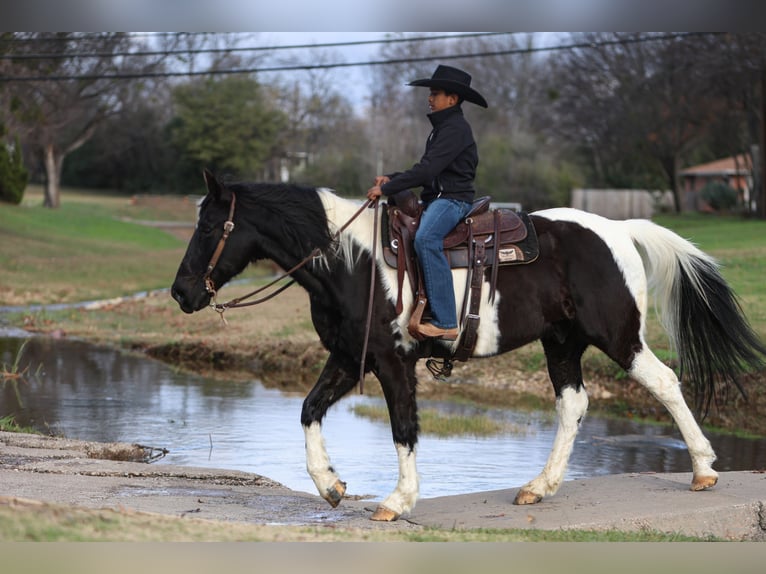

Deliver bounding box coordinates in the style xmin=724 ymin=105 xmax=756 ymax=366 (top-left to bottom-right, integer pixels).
xmin=202 ymin=192 xmax=379 ymax=392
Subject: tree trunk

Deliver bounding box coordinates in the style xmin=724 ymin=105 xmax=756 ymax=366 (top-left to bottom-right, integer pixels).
xmin=671 ymin=154 xmax=682 ymax=214
xmin=659 ymin=154 xmax=682 ymax=214
xmin=43 ymin=143 xmax=62 ymax=209
xmin=40 ymin=122 xmax=98 ymax=208
xmin=760 ymin=70 xmax=766 ymax=219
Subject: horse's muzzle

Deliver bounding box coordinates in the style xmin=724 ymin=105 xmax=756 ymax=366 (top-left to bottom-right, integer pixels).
xmin=171 ymin=281 xmax=209 ymax=314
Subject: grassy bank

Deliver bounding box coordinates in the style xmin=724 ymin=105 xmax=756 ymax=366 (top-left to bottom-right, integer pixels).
xmin=0 ymin=187 xmax=195 ymax=306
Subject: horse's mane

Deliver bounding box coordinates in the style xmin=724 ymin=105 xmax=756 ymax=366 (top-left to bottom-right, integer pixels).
xmin=227 ymin=181 xmax=334 ymax=257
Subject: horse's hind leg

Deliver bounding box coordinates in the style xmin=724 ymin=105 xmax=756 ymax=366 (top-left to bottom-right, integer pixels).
xmin=629 ymin=348 xmax=718 ymax=490
xmin=301 ymin=353 xmax=359 ymax=508
xmin=515 ymin=335 xmax=589 ymax=505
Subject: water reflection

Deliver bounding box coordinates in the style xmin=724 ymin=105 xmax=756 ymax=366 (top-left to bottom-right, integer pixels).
xmin=2 ymin=335 xmax=764 ymax=500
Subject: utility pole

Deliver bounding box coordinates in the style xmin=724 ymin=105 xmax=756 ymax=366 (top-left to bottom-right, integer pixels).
xmin=760 ymin=69 xmax=766 ymax=218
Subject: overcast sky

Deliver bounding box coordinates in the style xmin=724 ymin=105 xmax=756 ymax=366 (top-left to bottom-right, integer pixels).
xmin=5 ymin=1 xmax=750 ymax=31
xmin=254 ymin=32 xmax=563 ymax=112
xmin=260 ymin=31 xmax=397 ymax=110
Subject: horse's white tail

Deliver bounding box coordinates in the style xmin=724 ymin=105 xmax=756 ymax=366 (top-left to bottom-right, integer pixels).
xmin=625 ymin=219 xmax=765 ymax=414
xmin=623 ymin=219 xmax=715 ymax=343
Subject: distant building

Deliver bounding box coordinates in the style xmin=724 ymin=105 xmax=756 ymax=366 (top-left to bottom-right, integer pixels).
xmin=679 ymin=154 xmax=753 ymax=211
xmin=571 ymin=189 xmax=674 ymax=219
xmin=263 ymin=151 xmax=310 ymax=182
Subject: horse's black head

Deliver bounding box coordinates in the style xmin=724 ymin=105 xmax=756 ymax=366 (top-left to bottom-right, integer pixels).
xmin=171 ymin=169 xmax=253 ymax=314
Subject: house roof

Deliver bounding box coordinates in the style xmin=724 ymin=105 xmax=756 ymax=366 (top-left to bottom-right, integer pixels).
xmin=680 ymin=154 xmax=752 ymax=176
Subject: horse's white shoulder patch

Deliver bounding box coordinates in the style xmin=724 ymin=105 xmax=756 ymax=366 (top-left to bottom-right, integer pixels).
xmin=316 ymin=189 xmax=373 ymax=267
xmin=315 ymin=190 xmax=418 ymax=345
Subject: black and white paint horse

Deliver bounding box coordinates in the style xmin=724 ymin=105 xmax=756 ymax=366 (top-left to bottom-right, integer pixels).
xmin=171 ymin=171 xmax=765 ymax=521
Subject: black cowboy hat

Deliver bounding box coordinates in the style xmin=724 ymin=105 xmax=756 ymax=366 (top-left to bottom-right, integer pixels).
xmin=408 ymin=64 xmax=488 ymax=108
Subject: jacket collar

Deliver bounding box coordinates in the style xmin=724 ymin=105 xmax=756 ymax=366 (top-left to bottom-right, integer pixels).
xmin=427 ymin=104 xmax=463 ymax=127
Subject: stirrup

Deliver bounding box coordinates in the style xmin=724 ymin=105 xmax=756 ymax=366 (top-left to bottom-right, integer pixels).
xmin=426 ymin=358 xmax=454 ymax=381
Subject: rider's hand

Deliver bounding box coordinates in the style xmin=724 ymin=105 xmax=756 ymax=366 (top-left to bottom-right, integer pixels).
xmin=367 ymin=186 xmax=383 ymax=202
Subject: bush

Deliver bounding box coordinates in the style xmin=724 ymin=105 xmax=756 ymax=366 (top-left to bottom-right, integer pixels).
xmin=0 ymin=135 xmax=28 ymax=205
xmin=699 ymin=180 xmax=738 ymax=212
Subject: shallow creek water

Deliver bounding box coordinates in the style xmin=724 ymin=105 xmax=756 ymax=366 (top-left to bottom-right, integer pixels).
xmin=2 ymin=335 xmax=764 ymax=501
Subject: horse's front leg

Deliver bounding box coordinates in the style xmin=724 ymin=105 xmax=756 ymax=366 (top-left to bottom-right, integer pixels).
xmin=301 ymin=353 xmax=359 ymax=508
xmin=370 ymin=355 xmax=420 ymax=521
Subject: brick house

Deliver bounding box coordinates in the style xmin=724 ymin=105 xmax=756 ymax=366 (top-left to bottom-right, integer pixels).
xmin=679 ymin=154 xmax=753 ymax=211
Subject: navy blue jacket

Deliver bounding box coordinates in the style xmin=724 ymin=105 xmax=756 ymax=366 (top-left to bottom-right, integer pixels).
xmin=380 ymin=105 xmax=478 ymax=204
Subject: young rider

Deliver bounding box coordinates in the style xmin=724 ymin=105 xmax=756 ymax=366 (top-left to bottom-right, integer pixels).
xmin=367 ymin=64 xmax=488 ymax=340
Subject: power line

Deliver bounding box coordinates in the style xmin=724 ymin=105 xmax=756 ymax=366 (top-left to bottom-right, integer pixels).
xmin=0 ymin=32 xmax=512 ymax=61
xmin=0 ymin=32 xmax=224 ymax=44
xmin=0 ymin=32 xmax=723 ymax=83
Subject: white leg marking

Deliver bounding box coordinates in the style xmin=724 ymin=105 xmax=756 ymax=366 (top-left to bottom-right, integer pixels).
xmin=304 ymin=422 xmax=343 ymax=498
xmin=629 ymin=349 xmax=717 ymax=478
xmin=379 ymin=444 xmax=420 ymax=516
xmin=522 ymin=386 xmax=588 ymax=498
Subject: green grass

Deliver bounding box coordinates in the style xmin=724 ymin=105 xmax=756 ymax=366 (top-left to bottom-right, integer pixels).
xmin=351 ymin=403 xmax=526 ymax=437
xmin=3 ymin=187 xmax=764 ymax=322
xmin=6 ymin=187 xmax=182 ymax=249
xmin=649 ymin=213 xmax=766 ymax=358
xmin=0 ymin=186 xmax=278 ymax=307
xmin=0 ymin=414 xmax=39 ymax=434
xmin=0 ymin=338 xmax=30 ymax=377
xmin=0 ymin=186 xmax=191 ymax=305
xmin=654 ymin=214 xmax=766 ymax=303
xmin=1 ymin=340 xmax=44 ymax=434
xmin=0 ymin=500 xmax=719 ymax=542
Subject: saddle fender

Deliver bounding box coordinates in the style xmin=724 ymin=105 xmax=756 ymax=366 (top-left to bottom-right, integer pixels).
xmin=380 ymin=191 xmax=540 ymax=362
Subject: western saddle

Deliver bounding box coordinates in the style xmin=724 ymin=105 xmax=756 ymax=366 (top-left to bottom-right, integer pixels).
xmin=381 ymin=191 xmax=539 ymax=368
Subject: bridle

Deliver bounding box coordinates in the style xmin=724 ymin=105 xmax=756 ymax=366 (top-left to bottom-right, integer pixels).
xmin=201 ymin=190 xmax=379 ymax=392
xmin=203 ymin=193 xmax=237 ymax=298
xmin=202 ymin=190 xmax=302 ymax=312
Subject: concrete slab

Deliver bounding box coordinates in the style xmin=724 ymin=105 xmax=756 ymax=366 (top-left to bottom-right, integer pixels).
xmin=407 ymin=471 xmax=766 ymax=540
xmin=1 ymin=431 xmax=764 ymax=539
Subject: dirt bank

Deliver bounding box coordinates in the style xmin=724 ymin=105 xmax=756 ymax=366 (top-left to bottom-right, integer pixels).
xmin=142 ymin=335 xmax=765 ymax=438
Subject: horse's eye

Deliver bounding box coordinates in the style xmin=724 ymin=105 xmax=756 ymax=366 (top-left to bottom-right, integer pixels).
xmin=196 ymin=221 xmax=214 ymax=235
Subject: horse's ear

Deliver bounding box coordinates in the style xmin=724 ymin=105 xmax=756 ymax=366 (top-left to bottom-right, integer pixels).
xmin=202 ymin=168 xmax=231 ymax=202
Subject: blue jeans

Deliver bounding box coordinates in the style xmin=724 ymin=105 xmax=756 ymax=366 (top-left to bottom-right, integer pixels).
xmin=414 ymin=198 xmax=472 ymax=329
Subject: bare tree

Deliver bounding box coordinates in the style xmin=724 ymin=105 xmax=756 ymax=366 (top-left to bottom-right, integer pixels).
xmin=367 ymin=33 xmax=574 ymax=207
xmin=368 ymin=35 xmax=442 ymax=178
xmin=702 ymin=33 xmax=766 ymax=217
xmin=0 ymin=33 xmax=174 ymax=207
xmin=534 ymin=32 xmax=764 ymax=213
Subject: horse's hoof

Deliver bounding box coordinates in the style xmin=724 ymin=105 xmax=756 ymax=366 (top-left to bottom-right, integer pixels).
xmin=370 ymin=505 xmax=400 ymax=522
xmin=324 ymin=479 xmax=347 ymax=507
xmin=513 ymin=489 xmax=542 ymax=505
xmin=691 ymin=474 xmax=718 ymax=491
